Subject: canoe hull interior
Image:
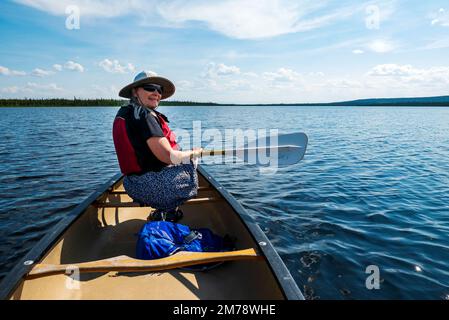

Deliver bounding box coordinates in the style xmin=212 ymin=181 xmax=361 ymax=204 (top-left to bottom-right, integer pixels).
xmin=8 ymin=173 xmax=286 ymax=300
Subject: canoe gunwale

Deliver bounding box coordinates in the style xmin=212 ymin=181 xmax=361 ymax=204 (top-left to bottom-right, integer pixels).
xmin=196 ymin=166 xmax=305 ymax=300
xmin=0 ymin=173 xmax=123 ymax=300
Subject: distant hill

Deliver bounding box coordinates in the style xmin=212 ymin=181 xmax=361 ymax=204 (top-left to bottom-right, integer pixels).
xmin=0 ymin=95 xmax=448 ymax=106
xmin=323 ymin=95 xmax=449 ymax=106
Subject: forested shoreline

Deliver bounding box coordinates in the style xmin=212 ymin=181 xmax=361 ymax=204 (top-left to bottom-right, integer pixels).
xmin=0 ymin=96 xmax=448 ymax=107
xmin=0 ymin=99 xmax=220 ymax=107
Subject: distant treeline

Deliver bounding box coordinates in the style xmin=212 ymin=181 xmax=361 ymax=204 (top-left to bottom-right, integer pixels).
xmin=1 ymin=96 xmax=448 ymax=107
xmin=0 ymin=98 xmax=124 ymax=106
xmin=0 ymin=99 xmax=221 ymax=107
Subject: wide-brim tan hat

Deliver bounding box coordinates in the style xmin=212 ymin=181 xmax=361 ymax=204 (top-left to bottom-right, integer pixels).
xmin=119 ymin=71 xmax=175 ymax=100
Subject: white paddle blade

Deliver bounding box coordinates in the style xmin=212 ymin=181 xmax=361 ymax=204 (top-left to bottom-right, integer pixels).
xmin=277 ymin=132 xmax=308 ymax=164
xmin=240 ymin=132 xmax=308 ymax=167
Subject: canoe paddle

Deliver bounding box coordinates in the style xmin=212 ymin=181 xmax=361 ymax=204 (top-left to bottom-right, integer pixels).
xmin=26 ymin=248 xmax=262 ymax=278
xmin=198 ymin=132 xmax=308 ymax=167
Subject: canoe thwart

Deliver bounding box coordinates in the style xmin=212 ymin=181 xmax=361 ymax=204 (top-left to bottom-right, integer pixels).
xmin=109 ymin=186 xmax=213 ymax=194
xmin=26 ymin=248 xmax=263 ymax=279
xmin=94 ymin=197 xmax=220 ymax=208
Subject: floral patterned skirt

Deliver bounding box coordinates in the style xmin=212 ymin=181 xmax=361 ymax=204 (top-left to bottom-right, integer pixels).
xmin=123 ymin=162 xmax=198 ymax=210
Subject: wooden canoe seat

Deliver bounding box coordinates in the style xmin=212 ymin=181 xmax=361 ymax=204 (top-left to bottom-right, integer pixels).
xmin=94 ymin=197 xmax=221 ymax=208
xmin=26 ymin=248 xmax=263 ymax=279
xmin=109 ymin=186 xmax=213 ymax=195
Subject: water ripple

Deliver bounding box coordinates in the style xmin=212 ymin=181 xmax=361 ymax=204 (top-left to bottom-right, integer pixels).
xmin=1 ymin=106 xmax=449 ymax=300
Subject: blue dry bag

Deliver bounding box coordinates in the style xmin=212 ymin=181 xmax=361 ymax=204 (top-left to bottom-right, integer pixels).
xmin=136 ymin=221 xmax=233 ymax=260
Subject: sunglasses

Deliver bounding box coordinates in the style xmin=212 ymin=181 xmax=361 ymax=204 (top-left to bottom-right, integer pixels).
xmin=141 ymin=84 xmax=163 ymax=95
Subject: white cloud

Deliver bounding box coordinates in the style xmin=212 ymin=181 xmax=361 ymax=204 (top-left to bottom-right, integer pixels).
xmin=1 ymin=86 xmax=20 ymax=94
xmin=64 ymin=61 xmax=84 ymax=72
xmin=177 ymin=80 xmax=195 ymax=91
xmin=0 ymin=66 xmax=10 ymax=75
xmin=302 ymin=37 xmax=366 ymax=54
xmin=53 ymin=64 xmax=63 ymax=71
xmin=26 ymin=82 xmax=63 ymax=91
xmin=197 ymin=62 xmax=449 ymax=102
xmin=263 ymin=68 xmax=300 ymax=82
xmin=423 ymin=37 xmax=449 ymax=50
xmin=98 ymin=59 xmax=136 ymax=74
xmin=352 ymin=49 xmax=364 ymax=54
xmin=367 ymin=64 xmax=449 ymax=84
xmin=430 ymin=8 xmax=449 ymax=27
xmin=325 ymin=79 xmax=362 ymax=88
xmin=368 ymin=64 xmax=414 ymax=76
xmin=15 ymin=0 xmax=362 ymax=40
xmin=31 ymin=68 xmax=54 ymax=77
xmin=14 ymin=0 xmax=136 ymax=18
xmin=1 ymin=82 xmax=63 ymax=96
xmin=203 ymin=62 xmax=240 ymax=78
xmin=243 ymin=72 xmax=258 ymax=77
xmin=224 ymin=79 xmax=253 ymax=90
xmin=0 ymin=65 xmax=26 ymax=76
xmin=158 ymin=0 xmax=361 ymax=39
xmin=368 ymin=39 xmax=396 ymax=53
xmin=198 ymin=65 xmax=303 ymax=95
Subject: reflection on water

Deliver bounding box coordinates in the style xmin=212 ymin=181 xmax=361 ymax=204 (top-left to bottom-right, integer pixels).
xmin=0 ymin=105 xmax=449 ymax=299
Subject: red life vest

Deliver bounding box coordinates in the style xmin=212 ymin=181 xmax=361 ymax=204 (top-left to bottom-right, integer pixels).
xmin=156 ymin=113 xmax=179 ymax=150
xmin=112 ymin=107 xmax=180 ymax=175
xmin=113 ymin=116 xmax=142 ymax=175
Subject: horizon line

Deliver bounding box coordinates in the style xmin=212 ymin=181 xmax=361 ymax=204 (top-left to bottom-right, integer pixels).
xmin=1 ymin=94 xmax=449 ymax=106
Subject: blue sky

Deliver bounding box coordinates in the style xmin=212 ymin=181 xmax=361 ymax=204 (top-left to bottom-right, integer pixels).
xmin=0 ymin=0 xmax=448 ymax=103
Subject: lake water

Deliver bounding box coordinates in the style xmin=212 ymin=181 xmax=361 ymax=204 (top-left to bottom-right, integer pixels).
xmin=0 ymin=105 xmax=448 ymax=299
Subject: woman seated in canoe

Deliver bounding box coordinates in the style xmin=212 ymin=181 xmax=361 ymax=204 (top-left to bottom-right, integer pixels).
xmin=113 ymin=71 xmax=202 ymax=221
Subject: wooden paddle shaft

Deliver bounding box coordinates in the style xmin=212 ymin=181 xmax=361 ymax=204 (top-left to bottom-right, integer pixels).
xmin=199 ymin=146 xmax=299 ymax=157
xmin=27 ymin=248 xmax=262 ymax=279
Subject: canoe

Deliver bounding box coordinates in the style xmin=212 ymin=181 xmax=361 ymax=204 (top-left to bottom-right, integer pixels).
xmin=0 ymin=165 xmax=304 ymax=300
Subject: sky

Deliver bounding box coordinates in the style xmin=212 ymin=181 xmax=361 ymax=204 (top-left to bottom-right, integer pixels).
xmin=0 ymin=0 xmax=448 ymax=103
